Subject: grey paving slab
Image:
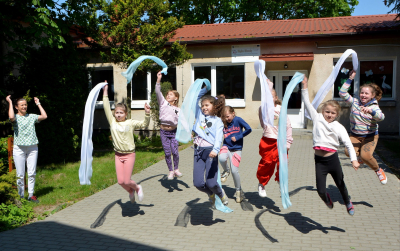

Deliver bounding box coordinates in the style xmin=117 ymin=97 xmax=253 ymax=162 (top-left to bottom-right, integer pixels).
xmin=0 ymin=129 xmax=399 ymax=251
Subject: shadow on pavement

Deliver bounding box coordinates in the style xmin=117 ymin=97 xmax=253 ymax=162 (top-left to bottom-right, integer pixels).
xmin=289 ymin=185 xmax=314 ymax=197
xmin=243 ymin=191 xmax=281 ymax=212
xmin=174 ymin=198 xmax=225 ymax=227
xmin=255 ymin=209 xmax=346 ymax=242
xmin=0 ymin=221 xmax=167 ymax=251
xmin=158 ymin=175 xmax=190 ymax=192
xmin=91 ymin=199 xmax=154 ymax=229
xmin=222 ymin=186 xmax=254 ymax=211
xmin=307 ymin=185 xmax=373 ymax=207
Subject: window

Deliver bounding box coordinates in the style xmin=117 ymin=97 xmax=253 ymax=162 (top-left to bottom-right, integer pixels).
xmin=130 ymin=68 xmax=177 ymax=108
xmin=90 ymin=68 xmax=114 ymax=101
xmin=333 ymin=59 xmax=395 ymax=100
xmin=360 ymin=61 xmax=394 ymax=99
xmin=193 ymin=64 xmax=245 ymax=107
xmin=333 ymin=61 xmax=354 ymax=99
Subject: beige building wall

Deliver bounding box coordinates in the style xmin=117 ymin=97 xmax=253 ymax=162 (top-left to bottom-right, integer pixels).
xmin=91 ymin=38 xmax=400 ymax=134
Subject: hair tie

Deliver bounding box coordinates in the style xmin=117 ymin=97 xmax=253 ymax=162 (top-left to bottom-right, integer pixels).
xmin=215 ymin=97 xmax=218 ymax=100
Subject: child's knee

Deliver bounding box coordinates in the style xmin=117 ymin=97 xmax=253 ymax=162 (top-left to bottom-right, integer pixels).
xmin=193 ymin=179 xmax=205 ymax=189
xmin=205 ymin=179 xmax=218 ymax=190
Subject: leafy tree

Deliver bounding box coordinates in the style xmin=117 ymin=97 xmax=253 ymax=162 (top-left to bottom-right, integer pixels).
xmin=0 ymin=0 xmax=93 ymax=65
xmin=387 ymin=0 xmax=400 ymax=19
xmin=87 ymin=0 xmax=192 ymax=71
xmin=168 ymin=0 xmax=359 ymax=24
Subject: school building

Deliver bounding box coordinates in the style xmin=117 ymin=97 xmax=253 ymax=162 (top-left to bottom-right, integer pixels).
xmin=83 ymin=14 xmax=400 ymax=134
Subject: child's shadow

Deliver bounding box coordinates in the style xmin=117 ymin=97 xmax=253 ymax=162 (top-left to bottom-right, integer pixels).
xmin=222 ymin=186 xmax=254 ymax=211
xmin=158 ymin=175 xmax=190 ymax=192
xmin=90 ymin=199 xmax=154 ymax=228
xmin=308 ymin=185 xmax=373 ymax=207
xmin=175 ymin=198 xmax=225 ymax=227
xmin=244 ymin=191 xmax=281 ymax=212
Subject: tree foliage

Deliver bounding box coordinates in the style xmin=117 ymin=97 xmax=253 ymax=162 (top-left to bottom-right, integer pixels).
xmin=0 ymin=0 xmax=93 ymax=65
xmin=387 ymin=0 xmax=400 ymax=19
xmin=87 ymin=0 xmax=192 ymax=71
xmin=168 ymin=0 xmax=359 ymax=24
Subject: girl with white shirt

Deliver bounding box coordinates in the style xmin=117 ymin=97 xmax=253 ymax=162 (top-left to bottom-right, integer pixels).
xmin=301 ymin=77 xmax=359 ymax=216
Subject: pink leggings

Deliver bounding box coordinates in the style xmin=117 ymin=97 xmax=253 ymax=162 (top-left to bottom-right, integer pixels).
xmin=115 ymin=152 xmax=139 ymax=194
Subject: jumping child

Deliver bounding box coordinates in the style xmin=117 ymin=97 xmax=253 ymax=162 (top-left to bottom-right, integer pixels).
xmin=192 ymin=87 xmax=228 ymax=206
xmin=155 ymin=71 xmax=182 ymax=180
xmin=219 ymin=106 xmax=252 ymax=203
xmin=339 ymin=70 xmax=387 ymax=184
xmin=257 ymin=79 xmax=293 ymax=198
xmin=7 ymin=95 xmax=48 ymax=203
xmin=103 ymin=83 xmax=150 ymax=203
xmin=302 ymin=76 xmax=359 ymax=215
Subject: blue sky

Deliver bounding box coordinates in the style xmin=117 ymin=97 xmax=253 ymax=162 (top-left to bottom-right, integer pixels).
xmin=352 ymin=0 xmax=393 ymax=16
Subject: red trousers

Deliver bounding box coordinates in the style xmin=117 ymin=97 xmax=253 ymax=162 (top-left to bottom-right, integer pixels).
xmin=257 ymin=137 xmax=287 ymax=186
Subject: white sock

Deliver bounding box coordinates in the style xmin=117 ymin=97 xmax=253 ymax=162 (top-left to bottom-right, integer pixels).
xmin=29 ymin=193 xmax=33 ymax=197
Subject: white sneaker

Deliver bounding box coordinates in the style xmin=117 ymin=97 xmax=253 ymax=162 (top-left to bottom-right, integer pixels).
xmin=137 ymin=185 xmax=144 ymax=202
xmin=167 ymin=171 xmax=174 ymax=180
xmin=129 ymin=191 xmax=135 ymax=203
xmin=235 ymin=190 xmax=245 ymax=203
xmin=258 ymin=184 xmax=267 ymax=197
xmin=221 ymin=171 xmax=230 ymax=183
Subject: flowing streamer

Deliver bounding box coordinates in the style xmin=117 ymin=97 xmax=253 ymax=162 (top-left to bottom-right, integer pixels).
xmin=80 ymin=55 xmax=168 ymax=185
xmin=175 ymin=79 xmax=211 ymax=143
xmin=79 ymin=82 xmax=108 ymax=185
xmin=215 ymin=167 xmax=233 ymax=213
xmin=305 ymin=49 xmax=358 ymax=119
xmin=254 ymin=60 xmax=275 ymax=127
xmin=278 ymin=72 xmax=305 ymax=209
xmin=121 ymin=55 xmax=168 ymax=84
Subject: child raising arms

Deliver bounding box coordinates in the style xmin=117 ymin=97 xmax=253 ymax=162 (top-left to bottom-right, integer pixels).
xmin=257 ymin=79 xmax=293 ymax=198
xmin=219 ymin=106 xmax=252 ymax=203
xmin=192 ymin=87 xmax=227 ymax=206
xmin=103 ymin=82 xmax=150 ymax=203
xmin=7 ymin=95 xmax=47 ymax=203
xmin=339 ymin=70 xmax=387 ymax=184
xmin=155 ymin=71 xmax=182 ymax=180
xmin=302 ymin=77 xmax=359 ymax=215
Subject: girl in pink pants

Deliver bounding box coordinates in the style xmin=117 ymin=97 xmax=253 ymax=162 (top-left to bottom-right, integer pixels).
xmin=103 ymin=83 xmax=151 ymax=203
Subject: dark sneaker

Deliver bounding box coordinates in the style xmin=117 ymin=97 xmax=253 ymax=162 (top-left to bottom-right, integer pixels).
xmin=325 ymin=193 xmax=333 ymax=209
xmin=28 ymin=196 xmax=40 ymax=203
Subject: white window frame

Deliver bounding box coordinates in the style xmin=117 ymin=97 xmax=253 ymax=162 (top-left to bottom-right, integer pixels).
xmin=333 ymin=57 xmax=397 ymax=101
xmin=191 ymin=63 xmax=246 ymax=108
xmin=130 ymin=71 xmax=151 ymax=109
xmin=88 ymin=66 xmax=115 ymax=109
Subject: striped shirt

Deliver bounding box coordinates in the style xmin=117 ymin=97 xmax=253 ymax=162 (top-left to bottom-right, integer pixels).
xmin=339 ymin=79 xmax=385 ymax=136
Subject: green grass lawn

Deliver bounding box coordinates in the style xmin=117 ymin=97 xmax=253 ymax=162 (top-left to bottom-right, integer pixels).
xmin=32 ymin=140 xmax=191 ymax=215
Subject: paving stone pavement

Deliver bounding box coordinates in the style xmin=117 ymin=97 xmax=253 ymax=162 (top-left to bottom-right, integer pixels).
xmin=1 ymin=129 xmax=399 ymax=251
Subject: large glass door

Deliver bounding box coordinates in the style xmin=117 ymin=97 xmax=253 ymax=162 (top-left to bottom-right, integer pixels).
xmin=267 ymin=70 xmax=308 ymax=128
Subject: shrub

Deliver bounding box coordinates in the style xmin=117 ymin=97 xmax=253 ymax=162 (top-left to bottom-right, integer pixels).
xmin=149 ymin=81 xmax=173 ymax=128
xmin=0 ymin=170 xmax=19 ymax=205
xmin=0 ymin=136 xmax=11 ymax=176
xmin=0 ymin=200 xmax=34 ymax=232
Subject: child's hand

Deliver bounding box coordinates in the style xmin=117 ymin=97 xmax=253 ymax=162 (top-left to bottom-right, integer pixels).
xmin=231 ymin=136 xmax=237 ymax=142
xmin=360 ymin=107 xmax=372 ymax=114
xmin=6 ymin=95 xmax=12 ymax=103
xmin=301 ymin=76 xmax=308 ymax=89
xmin=157 ymin=71 xmax=162 ymax=83
xmin=209 ymin=151 xmax=217 ymax=158
xmin=349 ymin=70 xmax=356 ymax=80
xmin=144 ymin=103 xmax=151 ymax=114
xmin=351 ymin=160 xmax=360 ymax=171
xmin=34 ymin=97 xmax=40 ymax=104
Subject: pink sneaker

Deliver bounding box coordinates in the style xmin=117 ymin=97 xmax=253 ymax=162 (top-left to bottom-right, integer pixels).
xmin=167 ymin=171 xmax=174 ymax=180
xmin=174 ymin=169 xmax=183 ymax=178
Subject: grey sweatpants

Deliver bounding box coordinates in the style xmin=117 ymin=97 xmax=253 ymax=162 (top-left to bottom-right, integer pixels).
xmin=218 ymin=146 xmax=242 ymax=191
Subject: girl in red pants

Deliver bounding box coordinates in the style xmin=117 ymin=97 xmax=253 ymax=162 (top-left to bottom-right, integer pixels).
xmin=257 ymin=79 xmax=293 ymax=197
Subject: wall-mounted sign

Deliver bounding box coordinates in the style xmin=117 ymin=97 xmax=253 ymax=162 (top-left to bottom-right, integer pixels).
xmin=232 ymin=44 xmax=260 ymax=63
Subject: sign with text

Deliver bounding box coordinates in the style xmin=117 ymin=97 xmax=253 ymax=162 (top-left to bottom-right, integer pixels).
xmin=231 ymin=44 xmax=260 ymax=63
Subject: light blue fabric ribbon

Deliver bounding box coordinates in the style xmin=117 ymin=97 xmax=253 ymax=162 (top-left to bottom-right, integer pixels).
xmin=254 ymin=60 xmax=275 ymax=127
xmin=215 ymin=167 xmax=233 ymax=213
xmin=175 ymin=79 xmax=211 ymax=143
xmin=278 ymin=72 xmax=304 ymax=209
xmin=121 ymin=55 xmax=168 ymax=84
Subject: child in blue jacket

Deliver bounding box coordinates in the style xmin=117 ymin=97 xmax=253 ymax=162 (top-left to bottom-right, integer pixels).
xmin=218 ymin=106 xmax=252 ymax=203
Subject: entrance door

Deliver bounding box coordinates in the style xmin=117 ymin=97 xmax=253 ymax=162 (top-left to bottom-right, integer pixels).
xmin=267 ymin=70 xmax=308 ymax=128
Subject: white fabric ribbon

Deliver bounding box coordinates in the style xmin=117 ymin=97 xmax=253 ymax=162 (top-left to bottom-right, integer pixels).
xmin=254 ymin=60 xmax=275 ymax=127
xmin=305 ymin=49 xmax=358 ymax=119
xmin=79 ymin=82 xmax=107 ymax=185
